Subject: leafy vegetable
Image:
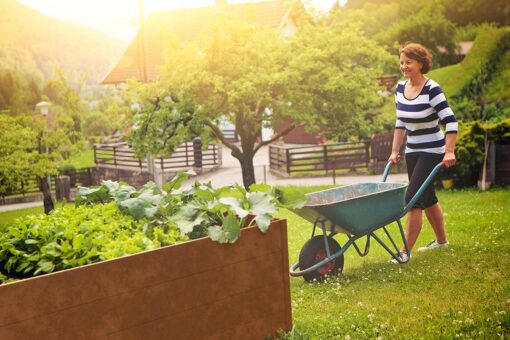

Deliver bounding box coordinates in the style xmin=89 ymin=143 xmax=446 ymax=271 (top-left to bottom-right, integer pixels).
xmin=0 ymin=172 xmax=307 ymax=283
xmin=0 ymin=202 xmax=187 ymax=283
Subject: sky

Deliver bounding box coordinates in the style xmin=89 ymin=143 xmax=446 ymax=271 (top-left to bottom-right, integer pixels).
xmin=18 ymin=0 xmax=345 ymax=41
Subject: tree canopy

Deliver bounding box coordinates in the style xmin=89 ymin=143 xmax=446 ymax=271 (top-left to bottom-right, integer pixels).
xmin=128 ymin=14 xmax=394 ymax=188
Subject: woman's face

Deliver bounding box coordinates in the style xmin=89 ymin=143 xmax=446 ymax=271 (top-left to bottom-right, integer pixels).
xmin=400 ymin=53 xmax=423 ymax=78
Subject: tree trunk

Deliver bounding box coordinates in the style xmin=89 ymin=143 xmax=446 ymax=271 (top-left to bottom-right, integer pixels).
xmin=38 ymin=177 xmax=54 ymax=214
xmin=239 ymin=154 xmax=256 ymax=190
xmin=205 ymin=118 xmax=294 ymax=190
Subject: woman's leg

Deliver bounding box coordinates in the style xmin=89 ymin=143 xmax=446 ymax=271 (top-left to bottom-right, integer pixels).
xmin=402 ymin=153 xmax=442 ymax=253
xmin=404 ymin=207 xmax=423 ymax=252
xmin=424 ymin=203 xmax=447 ymax=243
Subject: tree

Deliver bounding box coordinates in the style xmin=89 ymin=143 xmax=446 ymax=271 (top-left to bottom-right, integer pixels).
xmin=0 ymin=113 xmax=66 ymax=213
xmin=0 ymin=70 xmax=93 ymax=212
xmin=373 ymin=1 xmax=457 ymax=58
xmin=128 ymin=15 xmax=393 ymax=189
xmin=441 ymin=0 xmax=510 ymax=26
xmin=0 ymin=70 xmax=42 ymax=115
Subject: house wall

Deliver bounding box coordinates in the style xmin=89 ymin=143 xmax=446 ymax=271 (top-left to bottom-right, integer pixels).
xmin=94 ymin=166 xmax=152 ymax=189
xmin=276 ymin=119 xmax=323 ymax=145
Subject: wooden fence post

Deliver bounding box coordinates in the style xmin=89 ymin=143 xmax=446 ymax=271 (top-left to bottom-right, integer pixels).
xmin=212 ymin=144 xmax=216 ymax=165
xmin=87 ymin=168 xmax=93 ymax=186
xmin=185 ymin=143 xmax=190 ymax=166
xmin=323 ymin=145 xmax=328 ymax=174
xmin=93 ymin=145 xmax=97 ymax=165
xmin=113 ymin=146 xmax=117 ymax=167
xmin=193 ymin=138 xmax=203 ymax=169
xmin=364 ymin=141 xmax=370 ymax=168
xmin=286 ymin=148 xmax=290 ymax=175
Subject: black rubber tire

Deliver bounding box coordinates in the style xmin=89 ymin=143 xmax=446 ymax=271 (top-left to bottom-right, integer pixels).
xmin=298 ymin=236 xmax=344 ymax=282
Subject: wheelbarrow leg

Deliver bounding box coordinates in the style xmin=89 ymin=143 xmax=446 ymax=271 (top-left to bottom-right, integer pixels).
xmin=319 ymin=220 xmax=331 ymax=257
xmin=348 ymin=234 xmax=371 ymax=257
xmin=311 ymin=218 xmax=332 ymax=257
xmin=369 ymin=232 xmax=402 ymax=261
xmin=397 ymin=219 xmax=410 ymax=256
xmin=382 ymin=225 xmax=400 ymax=254
xmin=369 ymin=219 xmax=410 ymax=263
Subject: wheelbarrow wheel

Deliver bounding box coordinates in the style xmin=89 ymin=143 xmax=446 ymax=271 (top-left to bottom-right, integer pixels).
xmin=299 ymin=236 xmax=344 ymax=282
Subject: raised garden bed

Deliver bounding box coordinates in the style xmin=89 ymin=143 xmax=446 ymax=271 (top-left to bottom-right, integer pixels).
xmin=0 ymin=219 xmax=291 ymax=339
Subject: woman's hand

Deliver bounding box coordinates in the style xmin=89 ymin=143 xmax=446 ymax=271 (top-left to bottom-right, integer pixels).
xmin=389 ymin=152 xmax=402 ymax=164
xmin=442 ymin=151 xmax=456 ymax=168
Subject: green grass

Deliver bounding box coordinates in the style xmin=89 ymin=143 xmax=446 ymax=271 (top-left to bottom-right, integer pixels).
xmin=0 ymin=202 xmax=72 ymax=225
xmin=429 ymin=26 xmax=510 ymax=98
xmin=60 ymin=149 xmax=95 ymax=170
xmin=428 ymin=63 xmax=463 ymax=97
xmin=278 ymin=187 xmax=510 ymax=339
xmin=1 ymin=188 xmax=508 ymax=338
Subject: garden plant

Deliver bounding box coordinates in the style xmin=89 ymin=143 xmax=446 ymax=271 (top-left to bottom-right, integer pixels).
xmin=0 ymin=172 xmax=306 ymax=283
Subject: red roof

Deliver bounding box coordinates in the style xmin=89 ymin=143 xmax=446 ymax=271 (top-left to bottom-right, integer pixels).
xmin=102 ymin=1 xmax=292 ymax=84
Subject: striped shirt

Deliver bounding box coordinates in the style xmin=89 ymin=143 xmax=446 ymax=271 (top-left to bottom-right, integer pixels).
xmin=395 ymin=79 xmax=458 ymax=154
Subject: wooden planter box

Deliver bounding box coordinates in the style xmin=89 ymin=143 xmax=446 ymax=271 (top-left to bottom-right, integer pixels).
xmin=0 ymin=219 xmax=291 ymax=339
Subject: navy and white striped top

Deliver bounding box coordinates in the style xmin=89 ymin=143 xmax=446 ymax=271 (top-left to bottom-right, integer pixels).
xmin=395 ymin=79 xmax=458 ymax=154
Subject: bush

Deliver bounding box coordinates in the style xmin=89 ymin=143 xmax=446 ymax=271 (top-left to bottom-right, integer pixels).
xmin=454 ymin=118 xmax=510 ymax=187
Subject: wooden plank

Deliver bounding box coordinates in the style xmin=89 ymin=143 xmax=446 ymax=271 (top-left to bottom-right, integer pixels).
xmin=0 ymin=220 xmax=291 ymax=339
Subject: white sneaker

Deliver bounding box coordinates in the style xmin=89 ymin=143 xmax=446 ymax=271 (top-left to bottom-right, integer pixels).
xmin=417 ymin=240 xmax=449 ymax=252
xmin=390 ymin=251 xmax=411 ymax=264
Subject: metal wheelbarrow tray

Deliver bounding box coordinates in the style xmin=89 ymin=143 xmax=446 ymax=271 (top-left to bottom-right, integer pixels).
xmin=290 ymin=162 xmax=444 ymax=282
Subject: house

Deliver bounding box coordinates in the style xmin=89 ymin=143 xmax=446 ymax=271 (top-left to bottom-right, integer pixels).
xmin=102 ymin=0 xmax=297 ymax=85
xmin=102 ymin=0 xmax=324 ymax=145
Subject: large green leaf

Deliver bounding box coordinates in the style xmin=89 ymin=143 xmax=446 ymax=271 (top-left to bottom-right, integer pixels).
xmin=219 ymin=197 xmax=249 ymax=218
xmin=247 ymin=191 xmax=278 ymax=215
xmin=249 ymin=183 xmax=271 ymax=193
xmin=172 ymin=203 xmax=206 ymax=234
xmin=274 ymin=187 xmax=307 ymax=209
xmin=141 ymin=181 xmax=160 ymax=195
xmin=111 ymin=185 xmax=137 ymax=202
xmin=247 ymin=191 xmax=277 ymax=233
xmin=254 ymin=213 xmax=272 ymax=233
xmin=101 ymin=180 xmax=120 ymax=193
xmin=75 ymin=186 xmax=110 ymax=206
xmin=216 ymin=184 xmax=246 ymax=199
xmin=207 ymin=213 xmax=241 ymax=244
xmin=119 ymin=192 xmax=162 ymax=220
xmin=195 ymin=185 xmax=215 ymax=201
xmin=163 ymin=170 xmax=195 ymax=193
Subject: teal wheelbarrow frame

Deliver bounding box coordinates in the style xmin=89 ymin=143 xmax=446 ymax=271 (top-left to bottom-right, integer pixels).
xmin=289 ymin=161 xmax=444 ymax=281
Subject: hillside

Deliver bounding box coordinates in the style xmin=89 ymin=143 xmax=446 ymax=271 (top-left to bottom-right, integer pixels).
xmin=0 ymin=0 xmax=127 ymax=86
xmin=428 ymin=26 xmax=510 ymax=100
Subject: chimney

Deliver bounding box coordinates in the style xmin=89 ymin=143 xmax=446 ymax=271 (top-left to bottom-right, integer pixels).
xmin=216 ymin=0 xmax=227 ymax=6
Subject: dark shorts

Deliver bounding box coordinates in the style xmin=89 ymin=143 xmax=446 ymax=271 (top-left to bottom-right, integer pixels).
xmin=405 ymin=153 xmax=444 ymax=209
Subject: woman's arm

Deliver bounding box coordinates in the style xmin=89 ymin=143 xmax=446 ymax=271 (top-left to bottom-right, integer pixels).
xmin=389 ymin=128 xmax=406 ymax=163
xmin=443 ymin=133 xmax=457 ymax=168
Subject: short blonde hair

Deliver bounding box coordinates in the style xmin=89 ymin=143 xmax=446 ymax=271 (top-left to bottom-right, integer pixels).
xmin=399 ymin=43 xmax=433 ymax=74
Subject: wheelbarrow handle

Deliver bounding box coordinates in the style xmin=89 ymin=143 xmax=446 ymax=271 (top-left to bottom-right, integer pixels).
xmin=381 ymin=161 xmax=394 ymax=182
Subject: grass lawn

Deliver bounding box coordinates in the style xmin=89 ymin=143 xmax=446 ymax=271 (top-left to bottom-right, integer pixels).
xmin=278 ymin=187 xmax=509 ymax=339
xmin=60 ymin=148 xmax=95 ymax=169
xmin=429 ymin=27 xmax=510 ymax=99
xmin=0 ymin=202 xmax=72 ymax=225
xmin=0 ymin=188 xmax=508 ymax=338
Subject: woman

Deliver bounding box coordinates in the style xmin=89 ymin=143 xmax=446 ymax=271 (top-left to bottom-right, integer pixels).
xmin=389 ymin=42 xmax=457 ymax=263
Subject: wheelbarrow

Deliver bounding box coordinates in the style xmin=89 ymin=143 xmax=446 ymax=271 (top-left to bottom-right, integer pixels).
xmin=289 ymin=161 xmax=444 ymax=282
